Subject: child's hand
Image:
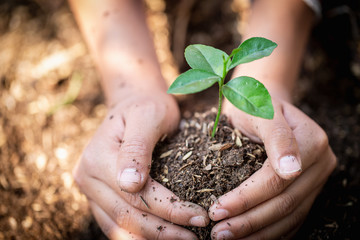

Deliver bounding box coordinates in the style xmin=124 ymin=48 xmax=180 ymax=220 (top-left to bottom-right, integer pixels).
xmin=209 ymin=97 xmax=336 ymax=240
xmin=73 ymin=91 xmax=209 ymax=239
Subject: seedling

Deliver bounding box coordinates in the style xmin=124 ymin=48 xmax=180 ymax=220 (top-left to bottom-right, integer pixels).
xmin=168 ymin=37 xmax=277 ymax=138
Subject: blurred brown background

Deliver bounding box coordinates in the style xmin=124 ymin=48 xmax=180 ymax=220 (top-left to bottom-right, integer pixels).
xmin=0 ymin=0 xmax=359 ymax=239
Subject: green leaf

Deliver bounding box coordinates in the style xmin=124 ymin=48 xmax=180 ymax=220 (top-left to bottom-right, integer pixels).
xmin=185 ymin=44 xmax=229 ymax=77
xmin=222 ymin=76 xmax=274 ymax=119
xmin=228 ymin=37 xmax=277 ymax=70
xmin=167 ymin=69 xmax=220 ymax=94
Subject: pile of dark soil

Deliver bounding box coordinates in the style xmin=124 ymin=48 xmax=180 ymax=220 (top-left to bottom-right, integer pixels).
xmin=151 ymin=110 xmax=266 ymax=239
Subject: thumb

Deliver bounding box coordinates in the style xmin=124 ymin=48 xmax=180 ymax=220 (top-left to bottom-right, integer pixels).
xmin=255 ymin=104 xmax=302 ymax=179
xmin=116 ymin=109 xmax=163 ymax=193
xmin=227 ymin=100 xmax=302 ymax=180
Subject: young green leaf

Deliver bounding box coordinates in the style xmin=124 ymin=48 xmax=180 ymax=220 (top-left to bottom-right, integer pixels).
xmin=222 ymin=76 xmax=274 ymax=119
xmin=228 ymin=37 xmax=277 ymax=70
xmin=185 ymin=44 xmax=229 ymax=77
xmin=167 ymin=69 xmax=220 ymax=94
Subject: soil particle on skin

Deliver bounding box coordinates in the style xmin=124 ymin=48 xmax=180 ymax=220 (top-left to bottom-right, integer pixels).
xmin=150 ymin=109 xmax=267 ymax=239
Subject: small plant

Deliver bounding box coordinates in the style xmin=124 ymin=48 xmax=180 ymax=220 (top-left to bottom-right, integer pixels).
xmin=168 ymin=37 xmax=277 ymax=138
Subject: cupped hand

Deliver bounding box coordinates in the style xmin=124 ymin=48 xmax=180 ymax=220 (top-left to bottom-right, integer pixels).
xmin=209 ymin=97 xmax=337 ymax=240
xmin=73 ymin=90 xmax=209 ymax=239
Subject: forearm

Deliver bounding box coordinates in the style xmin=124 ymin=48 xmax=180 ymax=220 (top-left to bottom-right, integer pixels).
xmin=68 ymin=0 xmax=167 ymax=106
xmin=233 ymin=0 xmax=316 ymax=102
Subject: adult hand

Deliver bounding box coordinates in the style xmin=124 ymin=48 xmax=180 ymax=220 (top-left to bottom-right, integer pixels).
xmin=209 ymin=97 xmax=337 ymax=240
xmin=73 ymin=90 xmax=209 ymax=239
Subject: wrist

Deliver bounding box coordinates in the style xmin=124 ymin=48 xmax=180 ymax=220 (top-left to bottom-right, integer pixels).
xmin=100 ymin=70 xmax=169 ymax=107
xmin=233 ymin=0 xmax=316 ymax=103
xmin=104 ymin=81 xmax=174 ymax=109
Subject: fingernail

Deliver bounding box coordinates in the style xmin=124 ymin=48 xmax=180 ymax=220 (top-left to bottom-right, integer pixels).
xmin=118 ymin=168 xmax=141 ymax=189
xmin=210 ymin=209 xmax=229 ymax=221
xmin=279 ymin=155 xmax=301 ymax=174
xmin=189 ymin=216 xmax=207 ymax=227
xmin=216 ymin=230 xmax=234 ymax=240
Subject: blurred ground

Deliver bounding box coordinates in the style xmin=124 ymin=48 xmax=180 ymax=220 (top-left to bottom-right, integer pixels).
xmin=0 ymin=0 xmax=359 ymax=239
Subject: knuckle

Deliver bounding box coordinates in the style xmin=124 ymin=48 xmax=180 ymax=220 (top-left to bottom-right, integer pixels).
xmin=126 ymin=193 xmax=141 ymax=208
xmin=323 ymin=150 xmax=337 ymax=177
xmin=165 ymin=204 xmax=176 ymax=223
xmin=266 ymin=123 xmax=297 ymax=149
xmin=72 ymin=164 xmax=85 ymax=190
xmin=240 ymin=217 xmax=255 ymax=235
xmin=276 ymin=192 xmax=297 ymax=216
xmin=97 ymin=221 xmax=112 ymax=237
xmin=81 ymin=150 xmax=98 ymax=172
xmin=272 ymin=124 xmax=292 ymax=139
xmin=120 ymin=138 xmax=150 ymax=160
xmin=283 ymin=209 xmax=306 ymax=234
xmin=112 ymin=203 xmax=132 ymax=229
xmin=328 ymin=153 xmax=337 ymax=172
xmin=265 ymin=174 xmax=287 ymax=195
xmin=72 ymin=173 xmax=82 ymax=189
xmin=313 ymin=127 xmax=337 ymax=174
xmin=126 ymin=193 xmax=149 ymax=212
xmin=313 ymin=126 xmax=329 ymax=152
xmin=237 ymin=194 xmax=251 ymax=212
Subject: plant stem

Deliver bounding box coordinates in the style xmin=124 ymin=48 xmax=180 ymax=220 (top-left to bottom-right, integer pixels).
xmin=211 ymin=84 xmax=223 ymax=138
xmin=211 ymin=55 xmax=230 ymax=138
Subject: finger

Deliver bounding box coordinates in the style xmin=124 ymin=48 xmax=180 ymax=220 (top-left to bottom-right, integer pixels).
xmin=90 ymin=201 xmax=146 ymax=240
xmin=77 ymin=145 xmax=210 ymax=226
xmin=249 ymin=102 xmax=302 ymax=179
xmin=87 ymin=179 xmax=199 ymax=240
xmin=117 ymin=103 xmax=166 ymax=193
xmin=225 ymin=100 xmax=302 ymax=179
xmin=210 ymin=190 xmax=316 ymax=240
xmin=211 ymin=157 xmax=328 ymax=239
xmin=81 ymin=169 xmax=209 ymax=227
xmin=125 ymin=178 xmax=210 ymax=227
xmin=119 ymin=177 xmax=210 ymax=227
xmin=236 ymin=187 xmax=321 ymax=240
xmin=283 ymin=102 xmax=335 ymax=171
